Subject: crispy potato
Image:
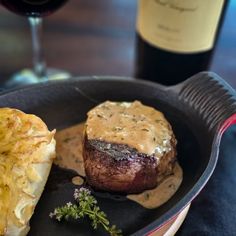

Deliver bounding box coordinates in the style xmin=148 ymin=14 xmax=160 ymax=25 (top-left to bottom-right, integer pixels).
xmin=0 ymin=108 xmax=56 ymax=236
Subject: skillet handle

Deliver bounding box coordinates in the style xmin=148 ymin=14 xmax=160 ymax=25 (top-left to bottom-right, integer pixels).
xmin=173 ymin=72 xmax=236 ymax=134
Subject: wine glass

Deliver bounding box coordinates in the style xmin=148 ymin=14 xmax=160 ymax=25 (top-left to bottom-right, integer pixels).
xmin=0 ymin=0 xmax=70 ymax=88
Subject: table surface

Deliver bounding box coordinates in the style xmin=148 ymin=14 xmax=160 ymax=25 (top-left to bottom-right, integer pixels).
xmin=0 ymin=0 xmax=235 ymax=87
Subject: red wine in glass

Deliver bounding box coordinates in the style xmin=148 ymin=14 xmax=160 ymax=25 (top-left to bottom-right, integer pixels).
xmin=0 ymin=0 xmax=70 ymax=88
xmin=1 ymin=0 xmax=68 ymax=17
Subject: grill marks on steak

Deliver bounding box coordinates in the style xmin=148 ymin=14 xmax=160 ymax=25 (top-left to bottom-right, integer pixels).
xmin=87 ymin=139 xmax=150 ymax=161
xmin=83 ymin=135 xmax=176 ymax=194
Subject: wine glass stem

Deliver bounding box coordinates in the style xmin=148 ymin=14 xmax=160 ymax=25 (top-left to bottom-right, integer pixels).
xmin=29 ymin=17 xmax=46 ymax=78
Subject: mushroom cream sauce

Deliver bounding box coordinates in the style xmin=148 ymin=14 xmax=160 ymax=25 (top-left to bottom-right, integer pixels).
xmin=54 ymin=101 xmax=183 ymax=209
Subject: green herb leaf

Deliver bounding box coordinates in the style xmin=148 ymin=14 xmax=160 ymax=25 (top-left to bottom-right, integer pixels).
xmin=50 ymin=187 xmax=122 ymax=236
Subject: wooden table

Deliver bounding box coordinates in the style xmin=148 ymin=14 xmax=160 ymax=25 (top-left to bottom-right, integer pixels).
xmin=0 ymin=0 xmax=235 ymax=87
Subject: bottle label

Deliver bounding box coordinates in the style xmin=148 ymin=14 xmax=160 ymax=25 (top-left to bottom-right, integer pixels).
xmin=137 ymin=0 xmax=224 ymax=53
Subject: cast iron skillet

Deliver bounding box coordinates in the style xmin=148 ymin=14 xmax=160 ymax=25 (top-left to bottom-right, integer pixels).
xmin=0 ymin=72 xmax=236 ymax=236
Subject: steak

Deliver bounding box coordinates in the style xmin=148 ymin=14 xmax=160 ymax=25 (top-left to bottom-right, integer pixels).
xmin=82 ymin=101 xmax=177 ymax=194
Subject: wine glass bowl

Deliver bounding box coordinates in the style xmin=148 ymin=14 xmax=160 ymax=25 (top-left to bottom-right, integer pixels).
xmin=0 ymin=0 xmax=68 ymax=17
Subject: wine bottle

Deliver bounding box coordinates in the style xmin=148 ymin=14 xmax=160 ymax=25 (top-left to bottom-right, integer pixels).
xmin=135 ymin=0 xmax=228 ymax=85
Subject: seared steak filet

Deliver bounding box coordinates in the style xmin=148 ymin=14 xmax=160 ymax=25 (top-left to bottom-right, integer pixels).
xmin=83 ymin=101 xmax=177 ymax=194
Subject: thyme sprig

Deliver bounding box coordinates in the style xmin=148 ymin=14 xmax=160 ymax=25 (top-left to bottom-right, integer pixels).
xmin=50 ymin=187 xmax=122 ymax=236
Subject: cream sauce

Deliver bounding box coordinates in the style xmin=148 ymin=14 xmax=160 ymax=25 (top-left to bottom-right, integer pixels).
xmin=86 ymin=101 xmax=175 ymax=158
xmin=127 ymin=163 xmax=182 ymax=209
xmin=54 ymin=123 xmax=85 ymax=177
xmin=54 ymin=122 xmax=183 ymax=209
xmin=72 ymin=176 xmax=84 ymax=186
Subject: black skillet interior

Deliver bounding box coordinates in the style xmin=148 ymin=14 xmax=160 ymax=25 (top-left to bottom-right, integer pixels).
xmin=0 ymin=72 xmax=232 ymax=236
